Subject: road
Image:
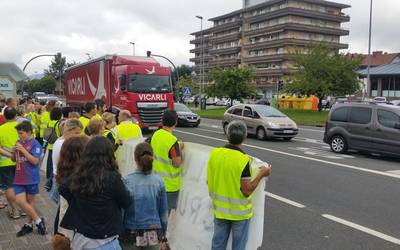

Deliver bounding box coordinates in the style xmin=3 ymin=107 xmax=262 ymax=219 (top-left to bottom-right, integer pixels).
xmin=174 ymin=118 xmax=400 ymax=250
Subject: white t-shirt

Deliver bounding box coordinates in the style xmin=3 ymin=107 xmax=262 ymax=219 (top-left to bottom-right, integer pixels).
xmin=52 ymin=137 xmax=65 ymax=176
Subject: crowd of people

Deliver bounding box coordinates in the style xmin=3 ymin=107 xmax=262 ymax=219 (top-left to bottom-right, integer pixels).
xmin=0 ymin=96 xmax=271 ymax=250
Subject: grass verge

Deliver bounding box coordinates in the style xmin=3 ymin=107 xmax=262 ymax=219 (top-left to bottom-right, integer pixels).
xmin=195 ymin=107 xmax=328 ymax=126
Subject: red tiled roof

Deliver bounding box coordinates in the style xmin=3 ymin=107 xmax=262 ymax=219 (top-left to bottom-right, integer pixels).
xmin=347 ymin=51 xmax=400 ymax=66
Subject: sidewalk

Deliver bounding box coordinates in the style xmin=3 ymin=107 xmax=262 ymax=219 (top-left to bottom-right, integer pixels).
xmin=0 ymin=172 xmax=56 ymax=250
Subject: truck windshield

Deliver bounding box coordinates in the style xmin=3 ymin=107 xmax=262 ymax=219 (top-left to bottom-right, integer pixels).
xmin=128 ymin=74 xmax=172 ymax=93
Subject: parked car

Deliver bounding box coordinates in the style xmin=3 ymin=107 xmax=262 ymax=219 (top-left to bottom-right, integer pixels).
xmin=390 ymin=100 xmax=400 ymax=106
xmin=216 ymin=98 xmax=229 ymax=106
xmin=373 ymin=97 xmax=387 ymax=103
xmin=334 ymin=96 xmax=349 ymax=104
xmin=225 ymin=98 xmax=241 ymax=107
xmin=323 ymin=103 xmax=400 ymax=157
xmin=32 ymin=92 xmax=46 ymax=101
xmin=255 ymin=98 xmax=270 ymax=106
xmin=174 ymin=103 xmax=200 ymax=127
xmin=222 ymin=104 xmax=298 ymax=141
xmin=206 ymin=97 xmax=218 ymax=106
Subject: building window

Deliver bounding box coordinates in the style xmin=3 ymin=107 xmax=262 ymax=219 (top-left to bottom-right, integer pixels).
xmin=371 ymin=78 xmax=378 ymax=97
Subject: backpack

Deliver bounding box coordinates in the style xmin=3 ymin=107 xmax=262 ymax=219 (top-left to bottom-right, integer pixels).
xmin=43 ymin=119 xmax=62 ymax=144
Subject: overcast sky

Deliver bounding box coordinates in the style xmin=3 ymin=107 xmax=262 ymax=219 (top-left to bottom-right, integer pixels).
xmin=1 ymin=0 xmax=398 ymax=75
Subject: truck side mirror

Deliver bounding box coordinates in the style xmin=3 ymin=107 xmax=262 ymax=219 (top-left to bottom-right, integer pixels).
xmin=119 ymin=75 xmax=127 ymax=92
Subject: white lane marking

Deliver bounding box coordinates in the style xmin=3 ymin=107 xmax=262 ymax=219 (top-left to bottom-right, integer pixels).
xmin=293 ymin=137 xmax=325 ymax=145
xmin=299 ymin=128 xmax=325 ymax=133
xmin=201 ymin=123 xmax=222 ymax=129
xmin=291 ymin=147 xmax=355 ymax=160
xmin=386 ymin=170 xmax=400 ymax=175
xmin=265 ymin=192 xmax=306 ymax=208
xmin=322 ymin=214 xmax=400 ymax=245
xmin=195 ymin=128 xmax=225 ymax=134
xmin=175 ymin=130 xmax=400 ymax=179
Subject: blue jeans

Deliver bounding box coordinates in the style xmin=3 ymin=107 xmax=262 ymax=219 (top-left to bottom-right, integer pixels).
xmin=212 ymin=217 xmax=250 ymax=250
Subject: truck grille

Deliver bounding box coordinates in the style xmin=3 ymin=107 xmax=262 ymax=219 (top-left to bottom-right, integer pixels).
xmin=138 ymin=107 xmax=167 ymax=126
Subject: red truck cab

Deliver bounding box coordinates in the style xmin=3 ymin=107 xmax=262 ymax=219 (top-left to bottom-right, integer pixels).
xmin=65 ymin=55 xmax=175 ymax=129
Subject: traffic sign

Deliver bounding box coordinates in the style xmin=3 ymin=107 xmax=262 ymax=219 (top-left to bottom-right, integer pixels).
xmin=183 ymin=87 xmax=192 ymax=97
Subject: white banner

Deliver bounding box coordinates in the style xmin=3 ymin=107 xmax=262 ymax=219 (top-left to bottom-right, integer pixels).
xmin=118 ymin=140 xmax=266 ymax=250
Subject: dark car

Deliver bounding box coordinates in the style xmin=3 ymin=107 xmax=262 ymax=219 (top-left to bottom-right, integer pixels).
xmin=323 ymin=103 xmax=400 ymax=157
xmin=174 ymin=103 xmax=201 ymax=127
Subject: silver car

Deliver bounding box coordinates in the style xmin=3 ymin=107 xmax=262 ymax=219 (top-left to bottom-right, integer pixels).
xmin=222 ymin=104 xmax=298 ymax=141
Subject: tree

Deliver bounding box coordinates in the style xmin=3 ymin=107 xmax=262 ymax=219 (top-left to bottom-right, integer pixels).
xmin=177 ymin=75 xmax=199 ymax=95
xmin=206 ymin=67 xmax=256 ymax=106
xmin=25 ymin=75 xmax=57 ymax=94
xmin=285 ymin=43 xmax=361 ymax=111
xmin=44 ymin=52 xmax=67 ymax=80
xmin=174 ymin=65 xmax=193 ymax=78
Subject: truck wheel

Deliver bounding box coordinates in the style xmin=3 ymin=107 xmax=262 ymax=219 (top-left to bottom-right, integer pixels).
xmin=256 ymin=127 xmax=266 ymax=140
xmin=330 ymin=135 xmax=348 ymax=154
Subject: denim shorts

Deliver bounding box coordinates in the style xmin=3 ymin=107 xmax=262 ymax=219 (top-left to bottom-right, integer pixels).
xmin=167 ymin=191 xmax=179 ymax=210
xmin=13 ymin=184 xmax=39 ymax=195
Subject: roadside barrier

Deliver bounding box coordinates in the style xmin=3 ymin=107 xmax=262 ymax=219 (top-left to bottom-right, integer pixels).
xmin=118 ymin=139 xmax=266 ymax=250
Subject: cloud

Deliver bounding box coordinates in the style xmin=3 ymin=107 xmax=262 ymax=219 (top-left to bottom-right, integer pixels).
xmin=0 ymin=0 xmax=399 ymax=75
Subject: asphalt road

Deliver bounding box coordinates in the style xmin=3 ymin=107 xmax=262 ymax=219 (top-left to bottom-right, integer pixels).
xmin=174 ymin=118 xmax=400 ymax=250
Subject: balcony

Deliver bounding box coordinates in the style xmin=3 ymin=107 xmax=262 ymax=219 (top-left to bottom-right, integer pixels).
xmin=210 ymin=20 xmax=242 ymax=33
xmin=210 ymin=32 xmax=241 ymax=44
xmin=254 ymin=67 xmax=295 ymax=76
xmin=209 ymin=57 xmax=241 ymax=67
xmin=210 ymin=46 xmax=241 ymax=55
xmin=189 ymin=55 xmax=213 ymax=63
xmin=243 ymin=38 xmax=348 ymax=50
xmin=190 ymin=36 xmax=211 ymax=45
xmin=244 ymin=7 xmax=350 ymax=24
xmin=190 ymin=46 xmax=210 ymax=54
xmin=242 ymin=53 xmax=288 ymax=64
xmin=243 ymin=23 xmax=349 ymax=37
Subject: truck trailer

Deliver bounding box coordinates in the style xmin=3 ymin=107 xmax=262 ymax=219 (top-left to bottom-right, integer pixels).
xmin=64 ymin=55 xmax=175 ymax=129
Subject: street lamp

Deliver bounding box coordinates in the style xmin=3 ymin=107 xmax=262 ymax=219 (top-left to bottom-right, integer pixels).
xmin=195 ymin=15 xmax=205 ymax=110
xmin=146 ymin=51 xmax=179 ymax=101
xmin=130 ymin=42 xmax=136 ymax=56
xmin=22 ymin=53 xmax=57 ymax=94
xmin=366 ymin=0 xmax=373 ymax=99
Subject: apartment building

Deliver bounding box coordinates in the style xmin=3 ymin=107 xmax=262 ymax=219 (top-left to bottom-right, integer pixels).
xmin=190 ymin=0 xmax=350 ymax=95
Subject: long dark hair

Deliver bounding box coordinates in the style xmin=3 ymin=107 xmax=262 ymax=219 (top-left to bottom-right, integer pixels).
xmin=56 ymin=136 xmax=89 ymax=185
xmin=134 ymin=142 xmax=153 ymax=175
xmin=70 ymin=136 xmax=119 ymax=195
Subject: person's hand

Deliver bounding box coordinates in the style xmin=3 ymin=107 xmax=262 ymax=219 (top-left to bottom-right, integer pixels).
xmin=116 ymin=139 xmax=123 ymax=146
xmin=179 ymin=141 xmax=185 ymax=151
xmin=15 ymin=143 xmax=27 ymax=154
xmin=260 ymin=164 xmax=272 ymax=177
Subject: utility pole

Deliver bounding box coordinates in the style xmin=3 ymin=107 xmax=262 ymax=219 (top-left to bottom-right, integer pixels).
xmin=366 ymin=0 xmax=373 ymax=99
xmin=196 ymin=15 xmax=205 ymax=110
xmin=130 ymin=42 xmax=135 ymax=56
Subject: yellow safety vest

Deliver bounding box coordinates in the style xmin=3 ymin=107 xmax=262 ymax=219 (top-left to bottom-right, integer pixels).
xmin=207 ymin=147 xmax=253 ymax=221
xmin=93 ymin=113 xmax=102 ymax=120
xmin=79 ymin=116 xmax=90 ymax=135
xmin=39 ymin=111 xmax=50 ymax=138
xmin=103 ymin=128 xmax=116 ymax=142
xmin=0 ymin=121 xmax=19 ymax=167
xmin=46 ymin=120 xmax=61 ymax=150
xmin=151 ymin=129 xmax=180 ymax=192
xmin=24 ymin=112 xmax=38 ymax=136
xmin=115 ymin=121 xmax=141 ymax=141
